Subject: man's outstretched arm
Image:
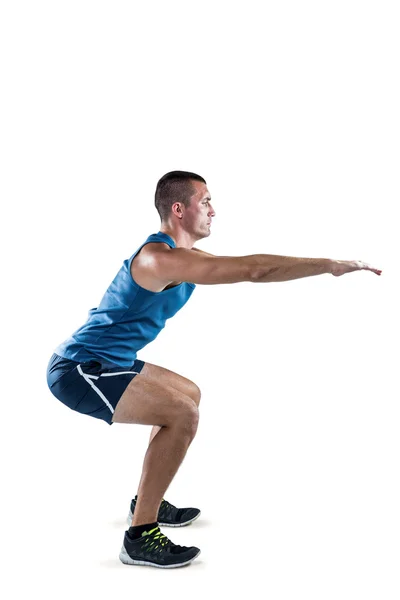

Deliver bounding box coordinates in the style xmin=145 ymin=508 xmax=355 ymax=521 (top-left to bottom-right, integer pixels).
xmin=151 ymin=245 xmax=381 ymax=286
xmin=194 ymin=248 xmax=333 ymax=281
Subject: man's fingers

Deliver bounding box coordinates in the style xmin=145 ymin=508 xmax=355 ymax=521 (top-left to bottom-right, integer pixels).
xmin=355 ymin=261 xmax=382 ymax=275
xmin=366 ymin=265 xmax=382 ymax=275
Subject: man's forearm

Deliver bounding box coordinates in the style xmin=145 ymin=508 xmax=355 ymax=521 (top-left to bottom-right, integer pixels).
xmin=251 ymin=254 xmax=333 ymax=283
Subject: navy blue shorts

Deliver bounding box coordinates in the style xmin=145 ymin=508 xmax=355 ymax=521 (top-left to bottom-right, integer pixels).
xmin=46 ymin=353 xmax=145 ymax=425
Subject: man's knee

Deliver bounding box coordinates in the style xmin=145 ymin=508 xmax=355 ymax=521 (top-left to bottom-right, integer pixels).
xmin=178 ymin=402 xmax=200 ymax=437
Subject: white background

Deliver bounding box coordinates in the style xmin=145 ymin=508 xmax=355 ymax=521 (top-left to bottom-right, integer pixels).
xmin=1 ymin=1 xmax=398 ymax=598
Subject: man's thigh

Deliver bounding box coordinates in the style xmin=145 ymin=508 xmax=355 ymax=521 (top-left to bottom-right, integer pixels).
xmin=140 ymin=362 xmax=201 ymax=406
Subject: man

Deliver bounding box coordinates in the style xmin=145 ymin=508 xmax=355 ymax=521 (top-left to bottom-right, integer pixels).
xmin=46 ymin=170 xmax=382 ymax=569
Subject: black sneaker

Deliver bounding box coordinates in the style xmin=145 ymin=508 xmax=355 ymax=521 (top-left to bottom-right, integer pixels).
xmin=119 ymin=525 xmax=201 ymax=568
xmin=127 ymin=497 xmax=201 ymax=527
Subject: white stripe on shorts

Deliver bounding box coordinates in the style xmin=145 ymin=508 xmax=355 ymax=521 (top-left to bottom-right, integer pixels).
xmin=77 ymin=364 xmax=115 ymax=414
xmin=100 ymin=371 xmax=141 ymax=377
xmin=83 ymin=371 xmax=140 ymax=380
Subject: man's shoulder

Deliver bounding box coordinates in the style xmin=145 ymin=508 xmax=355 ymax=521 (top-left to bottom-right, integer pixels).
xmin=131 ymin=242 xmax=174 ymax=291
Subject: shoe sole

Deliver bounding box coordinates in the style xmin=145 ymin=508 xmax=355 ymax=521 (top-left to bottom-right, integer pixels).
xmin=119 ymin=547 xmax=201 ymax=569
xmin=126 ymin=510 xmax=201 ymax=528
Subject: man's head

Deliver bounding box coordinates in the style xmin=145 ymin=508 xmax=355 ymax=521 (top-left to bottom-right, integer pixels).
xmin=155 ymin=170 xmax=216 ymax=241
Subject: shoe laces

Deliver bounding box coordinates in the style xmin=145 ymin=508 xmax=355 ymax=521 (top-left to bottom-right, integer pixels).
xmin=142 ymin=526 xmax=187 ymax=554
xmin=145 ymin=526 xmax=171 ymax=548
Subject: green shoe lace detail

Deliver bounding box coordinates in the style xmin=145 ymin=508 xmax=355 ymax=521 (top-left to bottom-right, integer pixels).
xmin=141 ymin=527 xmax=169 ymax=548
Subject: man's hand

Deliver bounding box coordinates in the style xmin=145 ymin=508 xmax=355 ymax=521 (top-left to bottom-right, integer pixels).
xmin=331 ymin=260 xmax=382 ymax=277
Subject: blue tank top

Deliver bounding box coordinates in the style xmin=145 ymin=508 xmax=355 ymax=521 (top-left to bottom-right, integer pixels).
xmin=54 ymin=232 xmax=196 ymax=367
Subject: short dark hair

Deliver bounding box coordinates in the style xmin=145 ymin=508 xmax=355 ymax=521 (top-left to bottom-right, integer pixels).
xmin=155 ymin=170 xmax=206 ymax=222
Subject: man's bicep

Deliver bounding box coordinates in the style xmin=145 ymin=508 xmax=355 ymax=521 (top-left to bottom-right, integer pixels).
xmin=153 ymin=247 xmax=255 ymax=286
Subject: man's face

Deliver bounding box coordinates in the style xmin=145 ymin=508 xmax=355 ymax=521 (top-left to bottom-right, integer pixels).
xmin=184 ymin=180 xmax=216 ymax=239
